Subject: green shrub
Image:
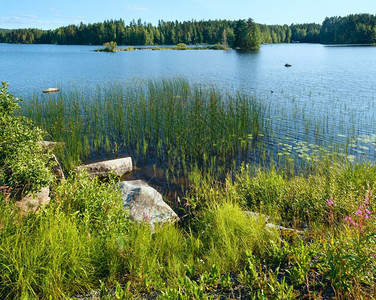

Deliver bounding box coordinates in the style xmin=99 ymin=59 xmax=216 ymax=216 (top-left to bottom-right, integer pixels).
xmin=52 ymin=171 xmax=131 ymax=234
xmin=103 ymin=41 xmax=117 ymax=52
xmin=175 ymin=43 xmax=188 ymax=50
xmin=0 ymin=82 xmax=53 ymax=195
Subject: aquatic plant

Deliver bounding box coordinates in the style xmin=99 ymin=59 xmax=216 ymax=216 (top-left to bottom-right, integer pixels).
xmin=21 ymin=78 xmax=267 ymax=178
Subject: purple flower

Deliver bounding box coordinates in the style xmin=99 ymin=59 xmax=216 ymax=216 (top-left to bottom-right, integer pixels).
xmin=326 ymin=197 xmax=336 ymax=206
xmin=345 ymin=216 xmax=357 ymax=226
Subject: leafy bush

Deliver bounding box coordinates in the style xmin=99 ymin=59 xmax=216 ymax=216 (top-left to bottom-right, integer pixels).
xmin=175 ymin=43 xmax=188 ymax=50
xmin=103 ymin=41 xmax=117 ymax=52
xmin=52 ymin=171 xmax=129 ymax=234
xmin=0 ymin=82 xmax=53 ymax=195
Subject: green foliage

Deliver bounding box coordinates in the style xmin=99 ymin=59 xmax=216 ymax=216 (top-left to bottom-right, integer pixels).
xmin=3 ymin=75 xmax=376 ymax=299
xmin=0 ymin=82 xmax=53 ymax=195
xmin=286 ymin=241 xmax=317 ymax=285
xmin=103 ymin=41 xmax=117 ymax=52
xmin=175 ymin=43 xmax=188 ymax=49
xmin=0 ymin=173 xmax=131 ymax=298
xmin=318 ymin=228 xmax=376 ymax=298
xmin=321 ymin=14 xmax=376 ymax=44
xmin=233 ymin=18 xmax=261 ymax=50
xmin=22 ymin=79 xmax=266 ymax=177
xmin=227 ymin=162 xmax=376 ymax=226
xmin=1 ymin=14 xmax=376 ymax=46
xmin=209 ymin=44 xmax=229 ymax=50
xmin=0 ymin=81 xmax=19 ymax=116
xmin=52 ymin=172 xmax=129 ymax=234
xmin=160 ymin=276 xmax=207 ymax=300
xmin=0 ymin=205 xmax=97 ymax=298
xmin=196 ymin=201 xmax=279 ymax=272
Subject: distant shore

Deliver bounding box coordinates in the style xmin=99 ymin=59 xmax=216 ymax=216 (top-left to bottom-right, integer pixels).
xmin=95 ymin=43 xmax=230 ymax=52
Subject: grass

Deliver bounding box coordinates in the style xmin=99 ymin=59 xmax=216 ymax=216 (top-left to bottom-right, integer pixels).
xmin=0 ymin=173 xmax=280 ymax=299
xmin=2 ymin=78 xmax=376 ymax=298
xmin=21 ymin=78 xmax=267 ymax=179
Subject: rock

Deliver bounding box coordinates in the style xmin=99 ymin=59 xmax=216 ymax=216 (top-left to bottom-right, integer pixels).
xmin=38 ymin=141 xmax=63 ymax=151
xmin=244 ymin=211 xmax=304 ymax=237
xmin=16 ymin=187 xmax=50 ymax=214
xmin=244 ymin=211 xmax=270 ymax=223
xmin=50 ymin=154 xmax=65 ymax=179
xmin=77 ymin=157 xmax=132 ymax=178
xmin=119 ymin=180 xmax=179 ymax=226
xmin=265 ymin=223 xmax=304 ymax=235
xmin=43 ymin=88 xmax=60 ymax=93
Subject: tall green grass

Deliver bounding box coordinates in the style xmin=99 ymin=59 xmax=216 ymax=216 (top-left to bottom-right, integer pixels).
xmin=0 ymin=203 xmax=97 ymax=298
xmin=0 ymin=171 xmax=281 ymax=299
xmin=21 ymin=78 xmax=266 ymax=179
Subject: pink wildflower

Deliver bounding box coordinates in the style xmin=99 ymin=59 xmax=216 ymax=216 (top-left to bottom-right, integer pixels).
xmin=345 ymin=216 xmax=357 ymax=227
xmin=326 ymin=196 xmax=336 ymax=206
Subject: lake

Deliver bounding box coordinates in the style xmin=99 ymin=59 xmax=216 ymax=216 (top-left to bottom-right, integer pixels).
xmin=1 ymin=43 xmax=376 ymax=162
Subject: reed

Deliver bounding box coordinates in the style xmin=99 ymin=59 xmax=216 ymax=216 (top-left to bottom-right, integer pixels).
xmin=21 ymin=78 xmax=267 ymax=178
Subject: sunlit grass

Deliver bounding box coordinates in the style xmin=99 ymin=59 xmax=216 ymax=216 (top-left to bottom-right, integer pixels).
xmin=21 ymin=78 xmax=267 ymax=180
xmin=3 ymin=76 xmax=376 ymax=298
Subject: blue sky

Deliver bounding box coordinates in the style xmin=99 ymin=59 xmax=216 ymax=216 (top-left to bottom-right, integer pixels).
xmin=1 ymin=0 xmax=375 ymax=30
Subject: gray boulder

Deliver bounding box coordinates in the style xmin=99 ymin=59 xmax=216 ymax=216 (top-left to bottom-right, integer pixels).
xmin=119 ymin=180 xmax=179 ymax=226
xmin=77 ymin=157 xmax=132 ymax=178
xmin=16 ymin=187 xmax=50 ymax=214
xmin=38 ymin=141 xmax=63 ymax=151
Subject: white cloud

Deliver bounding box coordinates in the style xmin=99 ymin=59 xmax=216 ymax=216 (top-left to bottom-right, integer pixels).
xmin=48 ymin=8 xmax=61 ymax=14
xmin=125 ymin=5 xmax=149 ymax=12
xmin=0 ymin=14 xmax=86 ymax=29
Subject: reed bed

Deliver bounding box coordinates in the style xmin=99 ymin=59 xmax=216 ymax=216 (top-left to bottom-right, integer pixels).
xmin=22 ymin=78 xmax=267 ymax=179
xmin=21 ymin=77 xmax=376 ymax=183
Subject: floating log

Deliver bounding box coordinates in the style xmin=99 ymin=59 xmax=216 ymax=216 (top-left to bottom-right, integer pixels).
xmin=43 ymin=88 xmax=60 ymax=93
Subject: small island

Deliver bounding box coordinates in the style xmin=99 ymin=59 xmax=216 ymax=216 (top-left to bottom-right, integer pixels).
xmin=96 ymin=41 xmax=231 ymax=52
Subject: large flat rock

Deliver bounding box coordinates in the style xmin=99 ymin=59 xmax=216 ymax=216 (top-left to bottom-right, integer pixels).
xmin=77 ymin=157 xmax=132 ymax=178
xmin=119 ymin=180 xmax=179 ymax=226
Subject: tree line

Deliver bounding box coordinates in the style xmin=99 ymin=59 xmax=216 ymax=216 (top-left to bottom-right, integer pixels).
xmin=320 ymin=14 xmax=376 ymax=44
xmin=0 ymin=14 xmax=375 ymax=47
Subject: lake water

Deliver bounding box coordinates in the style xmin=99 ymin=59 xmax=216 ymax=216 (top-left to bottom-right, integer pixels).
xmin=1 ymin=43 xmax=376 ymax=162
